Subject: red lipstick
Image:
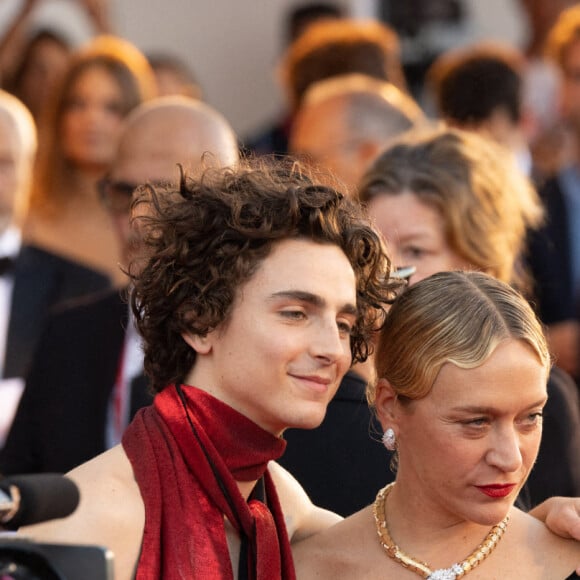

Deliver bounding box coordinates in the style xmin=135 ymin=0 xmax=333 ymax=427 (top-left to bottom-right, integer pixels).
xmin=476 ymin=484 xmax=516 ymax=498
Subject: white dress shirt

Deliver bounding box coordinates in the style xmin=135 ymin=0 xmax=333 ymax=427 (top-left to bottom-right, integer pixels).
xmin=0 ymin=226 xmax=23 ymax=446
xmin=105 ymin=307 xmax=144 ymax=448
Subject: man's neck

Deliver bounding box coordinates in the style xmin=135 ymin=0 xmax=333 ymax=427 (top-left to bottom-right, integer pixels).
xmin=237 ymin=478 xmax=260 ymax=502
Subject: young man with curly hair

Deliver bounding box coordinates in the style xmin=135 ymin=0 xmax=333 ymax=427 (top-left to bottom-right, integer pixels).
xmin=17 ymin=157 xmax=398 ymax=580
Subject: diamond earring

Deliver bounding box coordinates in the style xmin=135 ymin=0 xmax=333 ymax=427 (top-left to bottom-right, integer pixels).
xmin=382 ymin=428 xmax=396 ymax=451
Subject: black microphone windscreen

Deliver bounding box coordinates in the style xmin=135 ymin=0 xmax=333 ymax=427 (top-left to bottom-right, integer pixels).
xmin=0 ymin=474 xmax=80 ymax=530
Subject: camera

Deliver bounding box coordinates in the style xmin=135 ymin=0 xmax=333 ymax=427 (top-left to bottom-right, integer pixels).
xmin=0 ymin=537 xmax=113 ymax=579
xmin=0 ymin=474 xmax=113 ymax=578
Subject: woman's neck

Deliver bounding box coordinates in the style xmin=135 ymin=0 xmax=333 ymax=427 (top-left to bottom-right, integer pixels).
xmin=382 ymin=480 xmax=509 ymax=571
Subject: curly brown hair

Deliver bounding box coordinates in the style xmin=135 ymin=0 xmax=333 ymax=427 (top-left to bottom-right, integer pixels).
xmin=130 ymin=157 xmax=400 ymax=392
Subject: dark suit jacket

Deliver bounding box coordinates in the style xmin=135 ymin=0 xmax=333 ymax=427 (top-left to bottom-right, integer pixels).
xmin=0 ymin=289 xmax=153 ymax=475
xmin=280 ymin=371 xmax=394 ymax=516
xmin=4 ymin=244 xmax=111 ymax=379
xmin=526 ymin=175 xmax=574 ymax=325
xmin=524 ymin=365 xmax=580 ymax=507
xmin=280 ymin=367 xmax=580 ymax=517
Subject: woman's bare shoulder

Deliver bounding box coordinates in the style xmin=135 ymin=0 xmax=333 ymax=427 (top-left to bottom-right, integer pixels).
xmin=292 ymin=507 xmax=381 ymax=580
xmin=505 ymin=507 xmax=580 ymax=578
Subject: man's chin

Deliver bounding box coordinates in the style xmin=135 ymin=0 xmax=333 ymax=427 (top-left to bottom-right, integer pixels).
xmin=290 ymin=411 xmax=328 ymax=432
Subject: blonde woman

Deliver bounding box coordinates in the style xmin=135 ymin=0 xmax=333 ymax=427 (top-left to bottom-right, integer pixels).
xmin=294 ymin=271 xmax=580 ymax=579
xmin=358 ymin=126 xmax=580 ymax=508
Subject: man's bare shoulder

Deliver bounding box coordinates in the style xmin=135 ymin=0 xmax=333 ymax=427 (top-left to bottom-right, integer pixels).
xmin=268 ymin=460 xmax=342 ymax=543
xmin=18 ymin=445 xmax=144 ymax=580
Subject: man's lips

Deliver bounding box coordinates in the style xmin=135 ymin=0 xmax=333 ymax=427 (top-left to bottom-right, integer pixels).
xmin=289 ymin=373 xmax=333 ymax=392
xmin=476 ymin=484 xmax=517 ymax=498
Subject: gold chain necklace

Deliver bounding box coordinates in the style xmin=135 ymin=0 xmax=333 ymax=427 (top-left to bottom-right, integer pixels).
xmin=372 ymin=482 xmax=509 ymax=580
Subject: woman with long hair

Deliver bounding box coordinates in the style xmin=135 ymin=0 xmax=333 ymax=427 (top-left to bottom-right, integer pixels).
xmin=24 ymin=34 xmax=155 ymax=286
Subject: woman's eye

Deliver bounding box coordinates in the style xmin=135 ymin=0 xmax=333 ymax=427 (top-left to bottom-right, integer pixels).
xmin=105 ymin=102 xmax=124 ymax=116
xmin=402 ymin=246 xmax=425 ymax=260
xmin=520 ymin=412 xmax=543 ymax=427
xmin=64 ymin=98 xmax=84 ymax=111
xmin=462 ymin=417 xmax=489 ymax=428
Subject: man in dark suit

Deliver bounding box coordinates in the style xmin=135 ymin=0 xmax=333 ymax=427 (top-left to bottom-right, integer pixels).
xmin=525 ymin=5 xmax=580 ymax=383
xmin=0 ymin=90 xmax=109 ymax=444
xmin=4 ymin=246 xmax=109 ymax=380
xmin=0 ymin=96 xmax=240 ymax=474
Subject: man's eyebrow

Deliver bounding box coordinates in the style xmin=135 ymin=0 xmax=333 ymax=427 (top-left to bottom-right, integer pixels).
xmin=270 ymin=290 xmax=358 ymax=315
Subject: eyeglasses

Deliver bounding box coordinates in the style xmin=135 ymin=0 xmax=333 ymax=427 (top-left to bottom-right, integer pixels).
xmin=97 ymin=176 xmax=139 ymax=215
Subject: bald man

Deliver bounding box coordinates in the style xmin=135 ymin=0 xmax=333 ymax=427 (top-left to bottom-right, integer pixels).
xmin=290 ymin=74 xmax=424 ymax=194
xmin=0 ymin=96 xmax=240 ymax=475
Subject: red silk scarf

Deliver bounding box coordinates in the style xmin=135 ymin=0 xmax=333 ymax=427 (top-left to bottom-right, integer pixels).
xmin=122 ymin=384 xmax=296 ymax=580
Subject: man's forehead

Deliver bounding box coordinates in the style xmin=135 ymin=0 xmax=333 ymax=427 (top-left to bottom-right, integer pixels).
xmin=112 ymin=105 xmax=238 ymax=182
xmin=113 ymin=127 xmax=214 ymax=183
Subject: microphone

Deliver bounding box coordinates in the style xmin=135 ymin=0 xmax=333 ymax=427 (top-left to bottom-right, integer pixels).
xmin=0 ymin=474 xmax=80 ymax=530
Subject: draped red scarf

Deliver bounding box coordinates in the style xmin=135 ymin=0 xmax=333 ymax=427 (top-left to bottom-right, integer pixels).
xmin=122 ymin=384 xmax=296 ymax=580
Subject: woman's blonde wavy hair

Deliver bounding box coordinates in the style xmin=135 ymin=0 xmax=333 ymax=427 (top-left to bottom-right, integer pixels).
xmin=358 ymin=126 xmax=544 ymax=294
xmin=367 ymin=271 xmax=550 ymax=406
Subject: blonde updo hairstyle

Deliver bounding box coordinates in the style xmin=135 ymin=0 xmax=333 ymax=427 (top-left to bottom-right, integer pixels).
xmin=367 ymin=271 xmax=550 ymax=407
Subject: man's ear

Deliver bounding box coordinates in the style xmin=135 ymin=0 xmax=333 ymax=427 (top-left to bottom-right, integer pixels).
xmin=181 ymin=331 xmax=212 ymax=355
xmin=374 ymin=377 xmax=399 ymax=430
